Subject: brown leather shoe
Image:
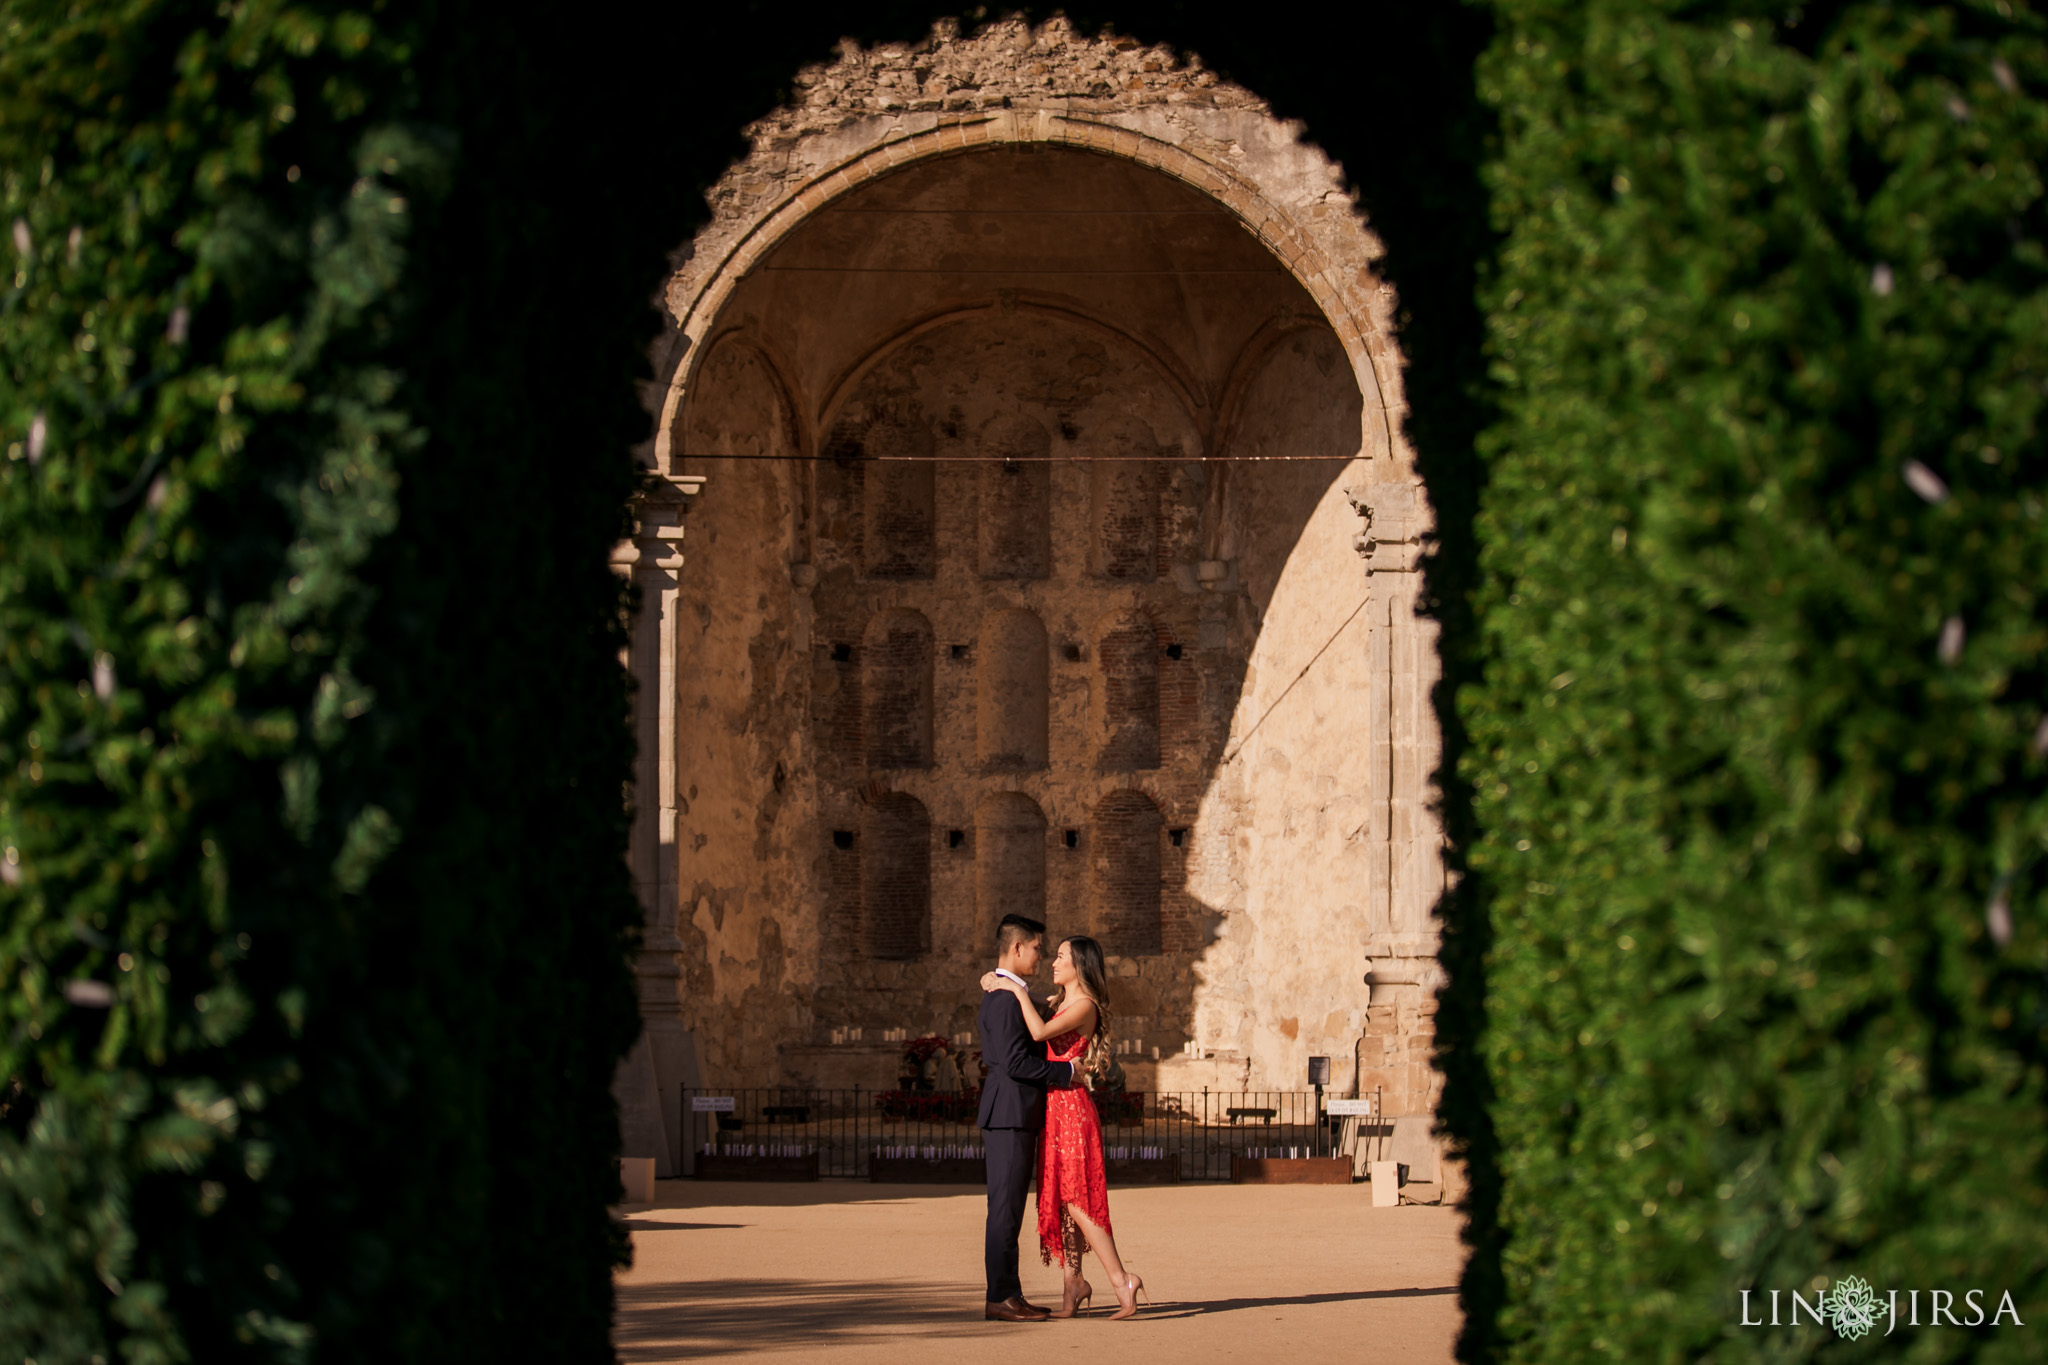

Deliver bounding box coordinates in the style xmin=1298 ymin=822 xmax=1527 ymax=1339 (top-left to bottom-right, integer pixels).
xmin=984 ymin=1296 xmax=1052 ymax=1322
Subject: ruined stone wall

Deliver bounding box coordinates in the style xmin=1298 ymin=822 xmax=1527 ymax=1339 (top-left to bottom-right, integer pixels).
xmin=640 ymin=18 xmax=1446 ymax=1117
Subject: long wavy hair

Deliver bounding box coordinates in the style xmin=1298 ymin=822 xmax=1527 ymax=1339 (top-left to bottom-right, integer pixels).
xmin=1049 ymin=935 xmax=1115 ymax=1088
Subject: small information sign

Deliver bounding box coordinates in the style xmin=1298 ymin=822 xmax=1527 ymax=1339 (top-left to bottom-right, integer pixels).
xmin=691 ymin=1096 xmax=736 ymax=1113
xmin=1326 ymin=1098 xmax=1378 ymax=1117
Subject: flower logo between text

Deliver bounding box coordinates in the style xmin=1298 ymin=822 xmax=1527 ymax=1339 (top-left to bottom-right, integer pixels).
xmin=1825 ymin=1276 xmax=1882 ymax=1341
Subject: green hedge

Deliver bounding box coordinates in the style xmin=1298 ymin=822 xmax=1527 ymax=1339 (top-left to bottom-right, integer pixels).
xmin=0 ymin=3 xmax=680 ymax=1359
xmin=1462 ymin=2 xmax=2048 ymax=1359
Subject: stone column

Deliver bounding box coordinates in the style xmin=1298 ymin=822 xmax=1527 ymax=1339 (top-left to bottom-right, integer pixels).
xmin=609 ymin=473 xmax=704 ymax=1177
xmin=1350 ymin=482 xmax=1445 ymax=1120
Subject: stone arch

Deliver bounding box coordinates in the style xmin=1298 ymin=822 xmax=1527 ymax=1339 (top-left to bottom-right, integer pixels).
xmin=975 ymin=791 xmax=1047 ymax=946
xmin=814 ymin=299 xmax=1207 ymax=441
xmin=1091 ymin=789 xmax=1163 ymax=955
xmin=639 ymin=19 xmax=1446 ymax=1112
xmin=977 ymin=412 xmax=1052 ymax=579
xmin=977 ymin=608 xmax=1049 ymax=771
xmin=860 ymin=418 xmax=936 ymax=579
xmin=678 ymin=331 xmax=801 ymax=461
xmin=1089 ymin=415 xmax=1161 ymax=581
xmin=1096 ymin=609 xmax=1160 ymax=772
xmin=862 ymin=608 xmax=933 ymax=769
xmin=861 ymin=792 xmax=931 ymax=961
xmin=673 ymin=331 xmax=807 ymax=581
xmin=651 ymin=24 xmax=1404 ymax=482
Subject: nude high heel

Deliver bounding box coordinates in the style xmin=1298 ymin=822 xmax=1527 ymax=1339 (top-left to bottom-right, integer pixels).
xmin=1108 ymin=1272 xmax=1145 ymax=1320
xmin=1048 ymin=1276 xmax=1092 ymax=1319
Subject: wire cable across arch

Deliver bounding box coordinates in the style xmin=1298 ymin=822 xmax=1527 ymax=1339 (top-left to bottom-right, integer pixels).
xmin=669 ymin=451 xmax=1368 ymax=462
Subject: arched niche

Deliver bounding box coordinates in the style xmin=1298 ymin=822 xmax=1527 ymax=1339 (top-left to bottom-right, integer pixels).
xmin=1218 ymin=325 xmax=1368 ymax=612
xmin=678 ymin=334 xmax=796 ymax=459
xmin=1091 ymin=789 xmax=1162 ymax=955
xmin=977 ymin=608 xmax=1049 ymax=771
xmin=646 ymin=22 xmax=1438 ymax=1103
xmin=1089 ymin=416 xmax=1160 ymax=582
xmin=862 ymin=608 xmax=933 ymax=769
xmin=861 ymin=418 xmax=936 ymax=579
xmin=977 ymin=412 xmax=1052 ymax=579
xmin=655 ymin=68 xmax=1406 ymax=477
xmin=975 ymin=791 xmax=1047 ymax=945
xmin=1096 ymin=609 xmax=1160 ymax=772
xmin=861 ymin=792 xmax=931 ymax=961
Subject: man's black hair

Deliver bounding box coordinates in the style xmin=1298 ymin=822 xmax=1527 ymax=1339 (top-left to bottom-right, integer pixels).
xmin=996 ymin=913 xmax=1047 ymax=954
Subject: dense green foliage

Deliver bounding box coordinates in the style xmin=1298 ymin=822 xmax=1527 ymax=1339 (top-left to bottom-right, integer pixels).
xmin=1462 ymin=2 xmax=2048 ymax=1358
xmin=0 ymin=3 xmax=677 ymax=1359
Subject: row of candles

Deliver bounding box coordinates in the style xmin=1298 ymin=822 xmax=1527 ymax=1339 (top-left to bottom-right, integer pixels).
xmin=816 ymin=1028 xmax=1176 ymax=1059
xmin=874 ymin=1145 xmax=983 ymax=1160
xmin=701 ymin=1144 xmax=812 ymax=1157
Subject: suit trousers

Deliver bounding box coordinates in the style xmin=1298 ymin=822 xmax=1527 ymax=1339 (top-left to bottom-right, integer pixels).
xmin=983 ymin=1127 xmax=1037 ymax=1303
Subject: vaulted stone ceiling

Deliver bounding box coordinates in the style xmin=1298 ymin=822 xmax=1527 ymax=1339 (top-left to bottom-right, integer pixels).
xmin=700 ymin=145 xmax=1327 ymax=441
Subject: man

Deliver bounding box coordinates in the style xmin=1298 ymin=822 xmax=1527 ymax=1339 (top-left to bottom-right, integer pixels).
xmin=976 ymin=913 xmax=1081 ymax=1323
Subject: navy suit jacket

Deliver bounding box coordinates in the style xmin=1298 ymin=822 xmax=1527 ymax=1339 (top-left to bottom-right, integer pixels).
xmin=975 ymin=986 xmax=1074 ymax=1130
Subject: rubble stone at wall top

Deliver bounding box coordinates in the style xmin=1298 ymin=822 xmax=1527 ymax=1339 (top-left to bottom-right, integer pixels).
xmin=760 ymin=19 xmax=1269 ymax=136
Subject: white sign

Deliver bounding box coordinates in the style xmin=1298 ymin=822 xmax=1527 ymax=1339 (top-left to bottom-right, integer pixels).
xmin=690 ymin=1096 xmax=736 ymax=1113
xmin=1326 ymin=1098 xmax=1378 ymax=1116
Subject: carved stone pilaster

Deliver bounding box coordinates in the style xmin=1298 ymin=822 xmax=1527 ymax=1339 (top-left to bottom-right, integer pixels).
xmin=1341 ymin=481 xmax=1444 ymax=1117
xmin=610 ymin=474 xmax=706 ymax=1019
xmin=611 ymin=474 xmax=706 ymax=1176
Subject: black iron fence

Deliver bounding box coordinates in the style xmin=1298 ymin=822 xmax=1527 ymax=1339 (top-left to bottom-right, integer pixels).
xmin=681 ymin=1086 xmax=1386 ymax=1181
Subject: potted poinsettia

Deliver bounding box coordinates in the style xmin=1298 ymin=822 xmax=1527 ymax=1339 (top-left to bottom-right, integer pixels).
xmin=901 ymin=1034 xmax=950 ymax=1091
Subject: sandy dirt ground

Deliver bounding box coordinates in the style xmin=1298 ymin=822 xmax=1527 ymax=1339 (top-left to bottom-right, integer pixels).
xmin=615 ymin=1179 xmax=1464 ymax=1364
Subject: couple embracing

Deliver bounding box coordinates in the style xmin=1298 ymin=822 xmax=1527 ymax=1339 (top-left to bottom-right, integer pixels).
xmin=976 ymin=913 xmax=1147 ymax=1323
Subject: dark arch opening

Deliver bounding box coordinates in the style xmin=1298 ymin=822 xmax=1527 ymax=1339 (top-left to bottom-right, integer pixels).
xmin=1097 ymin=609 xmax=1161 ymax=772
xmin=976 ymin=790 xmax=1048 ymax=946
xmin=862 ymin=608 xmax=934 ymax=770
xmin=861 ymin=791 xmax=932 ymax=961
xmin=1092 ymin=789 xmax=1163 ymax=955
xmin=978 ymin=607 xmax=1049 ymax=771
xmin=978 ymin=412 xmax=1052 ymax=579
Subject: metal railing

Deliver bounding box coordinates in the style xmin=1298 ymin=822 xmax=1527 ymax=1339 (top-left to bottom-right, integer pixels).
xmin=681 ymin=1086 xmax=1385 ymax=1181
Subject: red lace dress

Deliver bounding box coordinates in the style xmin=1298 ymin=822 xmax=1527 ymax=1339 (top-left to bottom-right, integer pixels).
xmin=1036 ymin=1029 xmax=1113 ymax=1268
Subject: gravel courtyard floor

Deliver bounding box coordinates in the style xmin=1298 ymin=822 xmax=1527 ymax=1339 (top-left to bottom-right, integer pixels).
xmin=615 ymin=1179 xmax=1464 ymax=1364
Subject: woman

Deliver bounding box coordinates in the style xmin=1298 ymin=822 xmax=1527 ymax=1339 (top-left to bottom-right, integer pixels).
xmin=980 ymin=935 xmax=1147 ymax=1320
